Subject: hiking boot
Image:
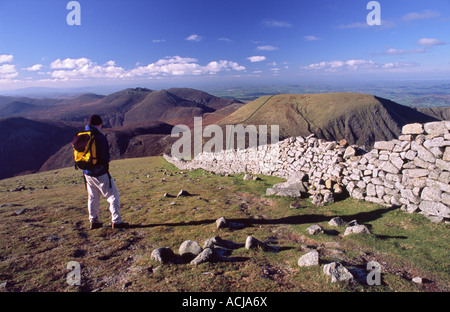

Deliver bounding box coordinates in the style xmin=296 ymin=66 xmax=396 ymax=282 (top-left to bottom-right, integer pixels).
xmin=90 ymin=222 xmax=103 ymax=230
xmin=112 ymin=222 xmax=129 ymax=229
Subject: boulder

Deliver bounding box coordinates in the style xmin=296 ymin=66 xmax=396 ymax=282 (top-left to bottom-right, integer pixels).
xmin=190 ymin=248 xmax=216 ymax=265
xmin=343 ymin=225 xmax=371 ymax=236
xmin=307 ymin=224 xmax=323 ymax=235
xmin=179 ymin=240 xmax=203 ymax=260
xmin=323 ymin=262 xmax=354 ymax=282
xmin=151 ymin=247 xmax=176 ymax=263
xmin=328 ymin=217 xmax=346 ymax=227
xmin=402 ymin=123 xmax=424 ymax=135
xmin=298 ymin=250 xmax=319 ymax=267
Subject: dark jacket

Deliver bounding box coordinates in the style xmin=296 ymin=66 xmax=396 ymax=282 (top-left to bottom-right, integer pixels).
xmin=82 ymin=124 xmax=110 ymax=177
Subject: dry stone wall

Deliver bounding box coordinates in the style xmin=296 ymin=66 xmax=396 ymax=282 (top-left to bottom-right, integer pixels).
xmin=165 ymin=121 xmax=450 ymax=222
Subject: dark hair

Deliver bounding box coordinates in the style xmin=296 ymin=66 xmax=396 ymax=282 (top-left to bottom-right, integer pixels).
xmin=88 ymin=115 xmax=102 ymax=126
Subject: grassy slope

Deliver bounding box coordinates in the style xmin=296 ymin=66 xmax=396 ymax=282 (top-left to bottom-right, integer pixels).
xmin=0 ymin=156 xmax=448 ymax=292
xmin=218 ymin=93 xmax=436 ymax=147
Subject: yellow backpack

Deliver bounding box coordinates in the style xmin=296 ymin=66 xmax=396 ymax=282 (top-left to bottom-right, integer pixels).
xmin=72 ymin=131 xmax=98 ymax=170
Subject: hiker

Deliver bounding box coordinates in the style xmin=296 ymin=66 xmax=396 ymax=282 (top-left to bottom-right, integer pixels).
xmin=80 ymin=115 xmax=128 ymax=230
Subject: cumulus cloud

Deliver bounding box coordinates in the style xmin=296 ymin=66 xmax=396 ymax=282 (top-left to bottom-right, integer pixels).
xmin=416 ymin=38 xmax=446 ymax=47
xmin=50 ymin=58 xmax=126 ymax=80
xmin=256 ymin=45 xmax=278 ymax=51
xmin=0 ymin=64 xmax=18 ymax=79
xmin=247 ymin=56 xmax=266 ymax=63
xmin=0 ymin=54 xmax=14 ymax=64
xmin=185 ymin=34 xmax=202 ymax=42
xmin=23 ymin=64 xmax=43 ymax=71
xmin=126 ymin=56 xmax=245 ymax=77
xmin=403 ymin=10 xmax=441 ymax=22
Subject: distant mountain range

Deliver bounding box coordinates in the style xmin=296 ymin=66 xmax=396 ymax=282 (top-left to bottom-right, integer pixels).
xmin=0 ymin=88 xmax=448 ymax=180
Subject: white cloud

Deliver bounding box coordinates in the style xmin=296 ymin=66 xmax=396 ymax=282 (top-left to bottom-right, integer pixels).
xmin=152 ymin=39 xmax=165 ymax=43
xmin=403 ymin=10 xmax=441 ymax=22
xmin=416 ymin=38 xmax=446 ymax=47
xmin=218 ymin=37 xmax=233 ymax=43
xmin=256 ymin=45 xmax=278 ymax=51
xmin=304 ymin=35 xmax=320 ymax=41
xmin=382 ymin=48 xmax=425 ymax=55
xmin=50 ymin=57 xmax=126 ymax=80
xmin=185 ymin=34 xmax=202 ymax=42
xmin=304 ymin=59 xmax=417 ymax=72
xmin=23 ymin=64 xmax=43 ymax=71
xmin=247 ymin=56 xmax=266 ymax=63
xmin=129 ymin=56 xmax=245 ymax=77
xmin=50 ymin=57 xmax=91 ymax=69
xmin=0 ymin=64 xmax=18 ymax=79
xmin=0 ymin=54 xmax=14 ymax=64
xmin=261 ymin=19 xmax=292 ymax=28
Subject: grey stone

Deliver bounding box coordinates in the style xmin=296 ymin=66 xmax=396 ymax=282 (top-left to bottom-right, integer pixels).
xmin=179 ymin=240 xmax=203 ymax=259
xmin=351 ymin=188 xmax=365 ymax=200
xmin=307 ymin=224 xmax=323 ymax=235
xmin=190 ymin=248 xmax=215 ymax=265
xmin=436 ymin=159 xmax=450 ymax=172
xmin=216 ymin=217 xmax=227 ymax=229
xmin=151 ymin=247 xmax=175 ymax=263
xmin=323 ymin=262 xmax=354 ymax=283
xmin=412 ymin=276 xmax=423 ymax=284
xmin=343 ymin=225 xmax=371 ymax=236
xmin=298 ymin=250 xmax=319 ymax=267
xmin=402 ymin=123 xmax=424 ymax=135
xmin=245 ymin=236 xmax=274 ymax=252
xmin=177 ymin=189 xmax=190 ymax=197
xmin=343 ymin=146 xmax=356 ymax=159
xmin=420 ymin=186 xmax=442 ymax=202
xmin=203 ymin=236 xmax=243 ymax=250
xmin=419 ymin=201 xmax=450 ymax=218
xmin=403 ymin=169 xmax=430 ymax=178
xmin=329 ymin=217 xmax=346 ymax=227
xmin=424 ymin=122 xmax=448 ymax=135
xmin=381 ymin=161 xmax=400 ymax=174
xmin=374 ymin=141 xmax=395 ymax=151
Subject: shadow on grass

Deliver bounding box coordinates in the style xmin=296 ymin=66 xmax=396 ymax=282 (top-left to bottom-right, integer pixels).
xmin=129 ymin=206 xmax=399 ymax=231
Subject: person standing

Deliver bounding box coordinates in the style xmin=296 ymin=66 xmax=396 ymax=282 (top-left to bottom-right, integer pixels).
xmin=82 ymin=115 xmax=128 ymax=230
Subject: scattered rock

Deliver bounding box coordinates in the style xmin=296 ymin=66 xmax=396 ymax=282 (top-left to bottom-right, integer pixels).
xmin=179 ymin=240 xmax=202 ymax=260
xmin=323 ymin=262 xmax=354 ymax=282
xmin=151 ymin=247 xmax=176 ymax=263
xmin=343 ymin=225 xmax=371 ymax=236
xmin=412 ymin=276 xmax=423 ymax=284
xmin=245 ymin=236 xmax=275 ymax=252
xmin=307 ymin=224 xmax=323 ymax=235
xmin=177 ymin=189 xmax=190 ymax=197
xmin=328 ymin=217 xmax=346 ymax=227
xmin=215 ymin=217 xmax=244 ymax=230
xmin=297 ymin=250 xmax=319 ymax=267
xmin=190 ymin=248 xmax=216 ymax=265
xmin=14 ymin=208 xmax=27 ymax=216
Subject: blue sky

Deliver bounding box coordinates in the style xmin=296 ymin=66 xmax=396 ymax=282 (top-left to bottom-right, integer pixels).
xmin=0 ymin=0 xmax=449 ymax=92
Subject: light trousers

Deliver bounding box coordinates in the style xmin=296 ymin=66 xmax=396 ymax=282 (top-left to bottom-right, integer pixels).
xmin=85 ymin=173 xmax=122 ymax=224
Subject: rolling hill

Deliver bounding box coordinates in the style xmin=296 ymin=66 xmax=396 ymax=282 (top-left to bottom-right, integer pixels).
xmin=218 ymin=93 xmax=440 ymax=148
xmin=0 ymin=117 xmax=82 ymax=179
xmin=0 ymin=88 xmax=244 ymax=179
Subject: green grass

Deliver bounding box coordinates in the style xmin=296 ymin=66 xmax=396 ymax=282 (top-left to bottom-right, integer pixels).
xmin=0 ymin=156 xmax=448 ymax=292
